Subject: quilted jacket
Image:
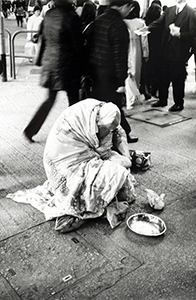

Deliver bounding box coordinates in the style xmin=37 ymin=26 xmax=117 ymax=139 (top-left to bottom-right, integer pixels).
xmin=86 ymin=8 xmax=129 ymax=87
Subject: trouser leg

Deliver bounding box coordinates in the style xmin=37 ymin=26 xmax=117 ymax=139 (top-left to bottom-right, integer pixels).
xmin=66 ymin=78 xmax=80 ymax=106
xmin=159 ymin=60 xmax=171 ymax=105
xmin=171 ymin=62 xmax=186 ymax=107
xmin=24 ymin=90 xmax=57 ymax=137
xmin=91 ymin=72 xmax=131 ymax=136
xmin=16 ymin=17 xmax=19 ymax=26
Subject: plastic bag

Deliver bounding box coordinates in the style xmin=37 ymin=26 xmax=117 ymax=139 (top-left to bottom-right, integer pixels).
xmin=24 ymin=41 xmax=36 ymax=57
xmin=146 ymin=188 xmax=165 ymax=210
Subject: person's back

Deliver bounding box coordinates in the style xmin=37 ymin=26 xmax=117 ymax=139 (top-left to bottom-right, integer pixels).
xmin=145 ymin=3 xmax=161 ymax=26
xmin=87 ymin=8 xmax=129 ymax=84
xmin=145 ymin=2 xmax=162 ymax=97
xmin=27 ymin=6 xmax=43 ymax=41
xmin=125 ymin=1 xmax=148 ymax=88
xmin=85 ymin=0 xmax=139 ymax=144
xmin=41 ymin=6 xmax=82 ymax=91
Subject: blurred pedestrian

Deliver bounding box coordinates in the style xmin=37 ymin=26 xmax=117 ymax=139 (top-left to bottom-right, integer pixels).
xmin=25 ymin=5 xmax=43 ymax=61
xmin=14 ymin=0 xmax=26 ymax=27
xmin=145 ymin=1 xmax=162 ymax=98
xmin=124 ymin=0 xmax=149 ymax=104
xmin=80 ymin=1 xmax=96 ymax=31
xmin=23 ymin=0 xmax=83 ymax=142
xmin=85 ymin=0 xmax=138 ymax=143
xmin=26 ymin=5 xmax=42 ymax=41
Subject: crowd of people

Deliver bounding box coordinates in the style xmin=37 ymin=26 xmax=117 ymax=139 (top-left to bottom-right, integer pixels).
xmin=7 ymin=0 xmax=196 ymax=233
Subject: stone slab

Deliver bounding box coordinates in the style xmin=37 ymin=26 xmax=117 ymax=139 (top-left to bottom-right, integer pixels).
xmin=0 ymin=274 xmax=21 ymax=300
xmin=130 ymin=108 xmax=192 ymax=128
xmin=0 ymin=221 xmax=141 ymax=300
xmin=93 ymin=195 xmax=196 ymax=300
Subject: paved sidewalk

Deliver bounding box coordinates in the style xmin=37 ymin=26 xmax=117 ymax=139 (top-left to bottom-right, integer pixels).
xmin=0 ymin=57 xmax=196 ymax=300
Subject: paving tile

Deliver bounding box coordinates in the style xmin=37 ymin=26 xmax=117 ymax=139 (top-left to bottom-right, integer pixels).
xmin=0 ymin=222 xmax=141 ymax=300
xmin=0 ymin=274 xmax=21 ymax=300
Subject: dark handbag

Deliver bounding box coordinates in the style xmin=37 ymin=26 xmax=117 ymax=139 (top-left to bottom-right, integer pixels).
xmin=15 ymin=7 xmax=26 ymax=17
xmin=31 ymin=33 xmax=39 ymax=44
xmin=130 ymin=150 xmax=151 ymax=171
xmin=34 ymin=35 xmax=45 ymax=67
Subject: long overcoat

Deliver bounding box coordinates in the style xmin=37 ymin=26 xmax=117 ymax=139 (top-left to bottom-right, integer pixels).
xmin=40 ymin=6 xmax=83 ymax=91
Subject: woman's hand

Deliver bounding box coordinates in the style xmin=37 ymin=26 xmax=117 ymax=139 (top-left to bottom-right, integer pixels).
xmin=96 ymin=146 xmax=112 ymax=160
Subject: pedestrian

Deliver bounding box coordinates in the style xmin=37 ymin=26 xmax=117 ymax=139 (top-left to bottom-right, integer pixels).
xmin=80 ymin=1 xmax=96 ymax=31
xmin=85 ymin=0 xmax=138 ymax=143
xmin=23 ymin=0 xmax=83 ymax=142
xmin=145 ymin=0 xmax=196 ymax=112
xmin=124 ymin=1 xmax=149 ymax=105
xmin=14 ymin=0 xmax=26 ymax=27
xmin=26 ymin=5 xmax=42 ymax=42
xmin=25 ymin=5 xmax=43 ymax=62
xmin=145 ymin=1 xmax=162 ymax=98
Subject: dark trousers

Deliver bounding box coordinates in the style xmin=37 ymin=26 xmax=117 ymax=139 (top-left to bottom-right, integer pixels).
xmin=24 ymin=80 xmax=80 ymax=138
xmin=159 ymin=60 xmax=187 ymax=107
xmin=91 ymin=70 xmax=131 ymax=137
xmin=16 ymin=16 xmax=23 ymax=27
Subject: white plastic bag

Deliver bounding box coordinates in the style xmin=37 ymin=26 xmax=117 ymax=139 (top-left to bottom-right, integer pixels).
xmin=145 ymin=189 xmax=165 ymax=210
xmin=24 ymin=41 xmax=37 ymax=57
xmin=125 ymin=75 xmax=141 ymax=109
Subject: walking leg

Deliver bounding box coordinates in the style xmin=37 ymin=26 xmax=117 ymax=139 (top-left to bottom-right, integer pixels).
xmin=24 ymin=90 xmax=58 ymax=141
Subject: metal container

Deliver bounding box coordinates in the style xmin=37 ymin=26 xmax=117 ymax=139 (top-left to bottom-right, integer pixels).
xmin=127 ymin=213 xmax=166 ymax=236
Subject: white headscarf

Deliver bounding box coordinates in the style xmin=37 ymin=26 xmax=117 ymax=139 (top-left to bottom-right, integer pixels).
xmin=98 ymin=102 xmax=121 ymax=127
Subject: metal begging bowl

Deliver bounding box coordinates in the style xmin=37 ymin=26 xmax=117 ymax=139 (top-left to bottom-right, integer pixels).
xmin=127 ymin=213 xmax=167 ymax=237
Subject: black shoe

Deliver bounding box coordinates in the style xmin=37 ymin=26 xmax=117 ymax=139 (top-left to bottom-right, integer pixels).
xmin=127 ymin=135 xmax=139 ymax=143
xmin=23 ymin=130 xmax=35 ymax=143
xmin=151 ymin=100 xmax=167 ymax=108
xmin=168 ymin=104 xmax=184 ymax=112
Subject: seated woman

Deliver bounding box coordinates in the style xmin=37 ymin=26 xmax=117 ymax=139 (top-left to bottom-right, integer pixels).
xmin=8 ymin=99 xmax=136 ymax=233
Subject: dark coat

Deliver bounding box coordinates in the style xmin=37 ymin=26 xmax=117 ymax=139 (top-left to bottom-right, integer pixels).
xmin=86 ymin=8 xmax=129 ymax=87
xmin=40 ymin=7 xmax=83 ymax=91
xmin=149 ymin=4 xmax=196 ymax=63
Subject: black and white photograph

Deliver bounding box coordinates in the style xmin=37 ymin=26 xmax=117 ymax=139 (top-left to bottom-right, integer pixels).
xmin=0 ymin=0 xmax=196 ymax=299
